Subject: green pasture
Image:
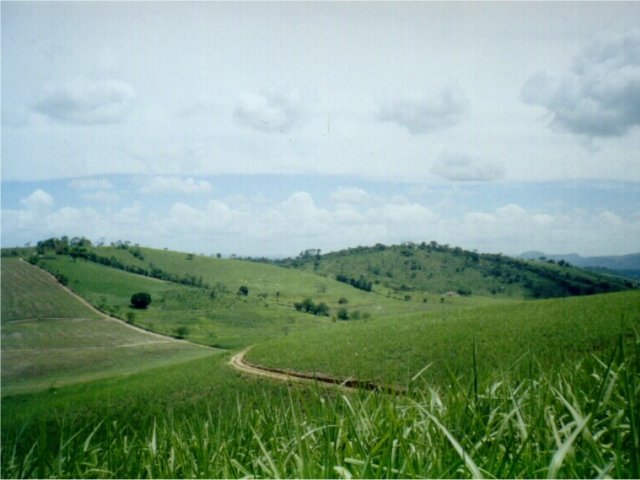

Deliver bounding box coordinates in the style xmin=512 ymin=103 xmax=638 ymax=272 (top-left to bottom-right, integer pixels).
xmin=36 ymin=253 xmax=506 ymax=349
xmin=91 ymin=246 xmax=506 ymax=316
xmin=248 ymin=290 xmax=640 ymax=387
xmin=1 ymin=259 xmax=217 ymax=395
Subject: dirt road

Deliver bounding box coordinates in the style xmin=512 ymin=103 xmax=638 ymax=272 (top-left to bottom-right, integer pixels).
xmin=230 ymin=348 xmax=406 ymax=393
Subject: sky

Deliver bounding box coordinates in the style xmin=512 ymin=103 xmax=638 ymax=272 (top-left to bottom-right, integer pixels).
xmin=2 ymin=1 xmax=639 ymax=257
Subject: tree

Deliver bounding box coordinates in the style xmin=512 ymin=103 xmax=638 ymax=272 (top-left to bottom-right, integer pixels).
xmin=337 ymin=307 xmax=349 ymax=320
xmin=237 ymin=285 xmax=249 ymax=296
xmin=314 ymin=302 xmax=330 ymax=317
xmin=131 ymin=292 xmax=152 ymax=309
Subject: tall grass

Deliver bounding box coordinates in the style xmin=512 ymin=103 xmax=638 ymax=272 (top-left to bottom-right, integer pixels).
xmin=3 ymin=332 xmax=638 ymax=478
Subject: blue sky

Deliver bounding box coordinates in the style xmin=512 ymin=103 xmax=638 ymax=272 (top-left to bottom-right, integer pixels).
xmin=2 ymin=2 xmax=639 ymax=257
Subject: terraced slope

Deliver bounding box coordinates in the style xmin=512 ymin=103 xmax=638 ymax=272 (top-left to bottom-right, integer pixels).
xmin=1 ymin=259 xmax=217 ymax=395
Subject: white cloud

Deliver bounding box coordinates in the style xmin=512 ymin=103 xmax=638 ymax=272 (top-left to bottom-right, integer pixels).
xmin=330 ymin=187 xmax=371 ymax=205
xmin=33 ymin=77 xmax=136 ymax=125
xmin=521 ymin=32 xmax=640 ymax=138
xmin=379 ymin=86 xmax=469 ymax=134
xmin=3 ymin=182 xmax=639 ymax=258
xmin=234 ymin=89 xmax=300 ymax=133
xmin=20 ymin=189 xmax=54 ymax=210
xmin=140 ymin=176 xmax=213 ymax=195
xmin=430 ymin=153 xmax=504 ymax=182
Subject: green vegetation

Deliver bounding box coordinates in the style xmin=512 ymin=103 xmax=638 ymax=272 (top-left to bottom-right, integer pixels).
xmin=248 ymin=290 xmax=640 ymax=387
xmin=2 ymin=332 xmax=639 ymax=478
xmin=0 ymin=259 xmax=217 ymax=395
xmin=30 ymin=241 xmax=503 ymax=348
xmin=2 ymin=239 xmax=639 ymax=478
xmin=130 ymin=291 xmax=152 ymax=309
xmin=34 ymin=255 xmax=336 ymax=349
xmin=275 ymin=242 xmax=635 ymax=299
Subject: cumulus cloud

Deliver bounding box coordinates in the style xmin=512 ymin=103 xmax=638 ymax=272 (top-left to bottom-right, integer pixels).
xmin=430 ymin=153 xmax=504 ymax=182
xmin=330 ymin=187 xmax=371 ymax=205
xmin=379 ymin=86 xmax=469 ymax=134
xmin=140 ymin=176 xmax=213 ymax=195
xmin=234 ymin=89 xmax=300 ymax=133
xmin=521 ymin=32 xmax=640 ymax=138
xmin=33 ymin=77 xmax=136 ymax=125
xmin=69 ymin=178 xmax=114 ymax=190
xmin=20 ymin=189 xmax=54 ymax=210
xmin=4 ymin=185 xmax=640 ymax=258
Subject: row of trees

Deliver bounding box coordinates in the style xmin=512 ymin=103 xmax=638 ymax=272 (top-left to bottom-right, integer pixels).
xmin=335 ymin=274 xmax=372 ymax=292
xmin=293 ymin=298 xmax=330 ymax=316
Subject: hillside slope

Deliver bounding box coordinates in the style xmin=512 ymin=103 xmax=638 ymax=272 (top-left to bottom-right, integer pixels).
xmin=272 ymin=242 xmax=635 ymax=299
xmin=1 ymin=259 xmax=215 ymax=395
xmin=31 ymin=245 xmax=510 ymax=349
xmin=248 ymin=289 xmax=640 ymax=387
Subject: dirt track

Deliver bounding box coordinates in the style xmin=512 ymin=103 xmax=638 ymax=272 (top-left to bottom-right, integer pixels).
xmin=230 ymin=348 xmax=407 ymax=393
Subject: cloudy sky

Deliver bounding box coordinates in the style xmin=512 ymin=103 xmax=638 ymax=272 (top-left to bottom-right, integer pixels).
xmin=2 ymin=2 xmax=639 ymax=257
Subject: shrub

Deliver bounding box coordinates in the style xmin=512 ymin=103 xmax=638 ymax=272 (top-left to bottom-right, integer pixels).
xmin=237 ymin=285 xmax=249 ymax=296
xmin=174 ymin=326 xmax=189 ymax=339
xmin=338 ymin=297 xmax=349 ymax=304
xmin=294 ymin=298 xmax=330 ymax=316
xmin=131 ymin=292 xmax=152 ymax=309
xmin=337 ymin=307 xmax=349 ymax=320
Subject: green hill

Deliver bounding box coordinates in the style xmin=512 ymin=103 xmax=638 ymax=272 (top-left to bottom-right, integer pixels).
xmin=2 ymin=241 xmax=639 ymax=478
xmin=1 ymin=259 xmax=216 ymax=395
xmin=31 ymin=245 xmax=509 ymax=349
xmin=272 ymin=242 xmax=635 ymax=299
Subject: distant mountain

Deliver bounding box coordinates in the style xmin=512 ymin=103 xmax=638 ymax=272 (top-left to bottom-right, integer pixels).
xmin=520 ymin=251 xmax=640 ymax=280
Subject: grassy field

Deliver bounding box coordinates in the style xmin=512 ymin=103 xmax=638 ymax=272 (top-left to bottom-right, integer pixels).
xmin=36 ymin=253 xmax=508 ymax=349
xmin=2 ymin=333 xmax=638 ymax=478
xmin=2 ymin=243 xmax=639 ymax=478
xmin=1 ymin=259 xmax=218 ymax=395
xmin=247 ymin=290 xmax=640 ymax=387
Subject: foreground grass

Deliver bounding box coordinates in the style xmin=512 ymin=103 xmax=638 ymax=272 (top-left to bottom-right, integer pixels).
xmin=2 ymin=336 xmax=639 ymax=478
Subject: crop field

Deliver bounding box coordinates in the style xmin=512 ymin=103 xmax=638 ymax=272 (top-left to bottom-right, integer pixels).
xmin=2 ymin=332 xmax=638 ymax=478
xmin=1 ymin=259 xmax=218 ymax=395
xmin=247 ymin=290 xmax=640 ymax=387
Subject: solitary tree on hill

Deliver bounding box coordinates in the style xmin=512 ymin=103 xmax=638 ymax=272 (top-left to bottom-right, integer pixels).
xmin=131 ymin=292 xmax=152 ymax=309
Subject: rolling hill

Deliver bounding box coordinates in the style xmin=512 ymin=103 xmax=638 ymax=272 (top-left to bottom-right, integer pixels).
xmin=2 ymin=239 xmax=639 ymax=478
xmin=271 ymin=242 xmax=636 ymax=299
